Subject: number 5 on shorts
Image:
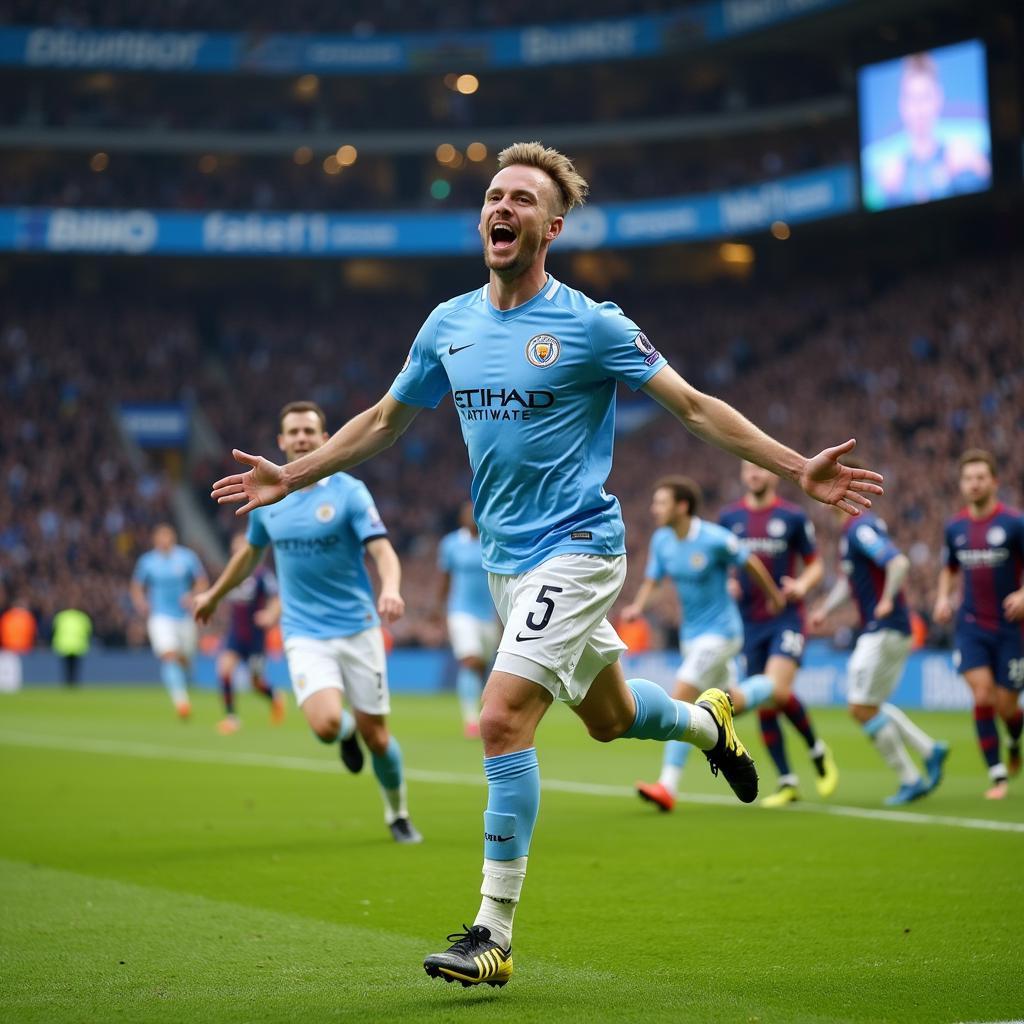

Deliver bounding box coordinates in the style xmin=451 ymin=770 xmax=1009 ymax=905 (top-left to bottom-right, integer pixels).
xmin=526 ymin=585 xmax=564 ymax=632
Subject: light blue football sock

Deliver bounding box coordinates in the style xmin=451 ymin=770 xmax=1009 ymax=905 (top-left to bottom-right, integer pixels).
xmin=371 ymin=735 xmax=403 ymax=790
xmin=483 ymin=747 xmax=540 ymax=861
xmin=456 ymin=665 xmax=483 ymax=720
xmin=160 ymin=660 xmax=187 ymax=703
xmin=622 ymin=679 xmax=688 ymax=740
xmin=737 ymin=673 xmax=775 ymax=711
xmin=663 ymin=739 xmax=691 ymax=770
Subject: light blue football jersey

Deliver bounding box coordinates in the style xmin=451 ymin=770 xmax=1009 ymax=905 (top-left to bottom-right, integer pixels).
xmin=390 ymin=276 xmax=667 ymax=574
xmin=132 ymin=545 xmax=205 ymax=619
xmin=439 ymin=527 xmax=494 ymax=621
xmin=247 ymin=473 xmax=387 ymax=640
xmin=645 ymin=519 xmax=748 ymax=642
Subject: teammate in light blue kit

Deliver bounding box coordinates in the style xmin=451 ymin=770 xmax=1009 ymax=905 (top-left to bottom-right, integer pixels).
xmin=623 ymin=476 xmax=783 ymax=812
xmin=196 ymin=401 xmax=421 ymax=844
xmin=438 ymin=501 xmax=499 ymax=737
xmin=130 ymin=522 xmax=208 ymax=719
xmin=212 ymin=143 xmax=883 ymax=985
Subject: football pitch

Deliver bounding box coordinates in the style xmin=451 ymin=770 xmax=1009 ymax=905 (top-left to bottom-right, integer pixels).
xmin=1 ymin=688 xmax=1022 ymax=1024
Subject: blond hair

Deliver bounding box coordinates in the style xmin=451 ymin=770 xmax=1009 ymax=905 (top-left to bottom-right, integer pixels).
xmin=496 ymin=141 xmax=588 ymax=217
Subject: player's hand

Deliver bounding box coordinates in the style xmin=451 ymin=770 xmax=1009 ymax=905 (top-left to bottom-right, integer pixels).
xmin=726 ymin=577 xmax=742 ymax=601
xmin=253 ymin=608 xmax=276 ymax=629
xmin=873 ymin=597 xmax=893 ymax=621
xmin=211 ymin=451 xmax=289 ymax=516
xmin=932 ymin=597 xmax=954 ymax=625
xmin=808 ymin=607 xmax=827 ymax=632
xmin=192 ymin=590 xmax=218 ymax=624
xmin=1003 ymin=589 xmax=1024 ymax=622
xmin=799 ymin=439 xmax=883 ymax=516
xmin=620 ymin=602 xmax=644 ymax=623
xmin=378 ymin=589 xmax=405 ymax=624
xmin=780 ymin=575 xmax=805 ymax=603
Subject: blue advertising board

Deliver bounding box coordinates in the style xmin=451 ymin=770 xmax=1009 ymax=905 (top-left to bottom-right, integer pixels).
xmin=0 ymin=165 xmax=857 ymax=258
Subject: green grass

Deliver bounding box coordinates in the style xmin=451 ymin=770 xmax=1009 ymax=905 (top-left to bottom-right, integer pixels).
xmin=1 ymin=688 xmax=1022 ymax=1023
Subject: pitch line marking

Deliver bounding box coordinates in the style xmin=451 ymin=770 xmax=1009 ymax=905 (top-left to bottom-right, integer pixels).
xmin=1 ymin=730 xmax=1022 ymax=835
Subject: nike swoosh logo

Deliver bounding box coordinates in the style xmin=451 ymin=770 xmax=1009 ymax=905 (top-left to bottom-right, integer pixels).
xmin=491 ymin=835 xmax=514 ymax=842
xmin=448 ymin=343 xmax=475 ymax=355
xmin=515 ymin=631 xmax=541 ymax=642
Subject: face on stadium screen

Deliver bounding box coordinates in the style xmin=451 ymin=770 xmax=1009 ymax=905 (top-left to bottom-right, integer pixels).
xmin=479 ymin=165 xmax=560 ymax=276
xmin=277 ymin=411 xmax=328 ymax=463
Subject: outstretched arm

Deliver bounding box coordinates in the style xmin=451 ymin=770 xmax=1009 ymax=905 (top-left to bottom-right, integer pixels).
xmin=212 ymin=394 xmax=422 ymax=515
xmin=642 ymin=367 xmax=883 ymax=515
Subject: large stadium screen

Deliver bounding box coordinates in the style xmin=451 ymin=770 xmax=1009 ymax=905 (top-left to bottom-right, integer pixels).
xmin=858 ymin=39 xmax=992 ymax=212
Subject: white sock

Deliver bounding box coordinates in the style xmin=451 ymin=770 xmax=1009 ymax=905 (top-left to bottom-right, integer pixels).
xmin=778 ymin=773 xmax=799 ymax=788
xmin=810 ymin=739 xmax=827 ymax=759
xmin=380 ymin=782 xmax=407 ymax=825
xmin=460 ymin=700 xmax=480 ymax=725
xmin=475 ymin=856 xmax=526 ymax=948
xmin=870 ymin=721 xmax=920 ymax=785
xmin=880 ymin=703 xmax=935 ymax=759
xmin=658 ymin=763 xmax=683 ymax=795
xmin=680 ymin=704 xmax=718 ymax=750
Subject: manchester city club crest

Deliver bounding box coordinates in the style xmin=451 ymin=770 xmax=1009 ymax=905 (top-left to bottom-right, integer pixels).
xmin=315 ymin=503 xmax=336 ymax=523
xmin=526 ymin=334 xmax=560 ymax=367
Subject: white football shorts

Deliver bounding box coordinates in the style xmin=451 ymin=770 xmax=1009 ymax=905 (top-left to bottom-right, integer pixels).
xmin=283 ymin=628 xmax=390 ymax=714
xmin=846 ymin=629 xmax=911 ymax=706
xmin=490 ymin=554 xmax=627 ymax=706
xmin=676 ymin=633 xmax=742 ymax=689
xmin=448 ymin=612 xmax=500 ymax=664
xmin=147 ymin=614 xmax=197 ymax=659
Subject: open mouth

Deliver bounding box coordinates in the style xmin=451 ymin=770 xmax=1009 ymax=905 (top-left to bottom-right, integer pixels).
xmin=489 ymin=222 xmax=517 ymax=252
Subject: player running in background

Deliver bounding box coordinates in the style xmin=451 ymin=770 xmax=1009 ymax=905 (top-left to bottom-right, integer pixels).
xmin=130 ymin=523 xmax=207 ymax=719
xmin=196 ymin=401 xmax=421 ymax=844
xmin=625 ymin=475 xmax=784 ymax=812
xmin=438 ymin=501 xmax=499 ymax=738
xmin=933 ymin=449 xmax=1024 ymax=800
xmin=810 ymin=506 xmax=948 ymax=805
xmin=719 ymin=462 xmax=837 ymax=807
xmin=211 ymin=143 xmax=882 ymax=986
xmin=214 ymin=532 xmax=286 ymax=735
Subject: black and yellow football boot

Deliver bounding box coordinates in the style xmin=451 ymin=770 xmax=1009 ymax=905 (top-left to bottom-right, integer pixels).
xmin=697 ymin=687 xmax=758 ymax=803
xmin=423 ymin=925 xmax=513 ymax=988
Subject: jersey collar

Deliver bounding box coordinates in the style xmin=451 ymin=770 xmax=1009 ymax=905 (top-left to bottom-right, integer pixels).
xmin=484 ymin=275 xmax=559 ymax=322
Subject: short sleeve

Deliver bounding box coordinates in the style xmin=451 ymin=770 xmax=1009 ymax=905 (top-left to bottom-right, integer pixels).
xmin=588 ymin=302 xmax=667 ymax=391
xmin=644 ymin=534 xmax=665 ymax=580
xmin=438 ymin=534 xmax=453 ymax=572
xmin=795 ymin=514 xmax=817 ymax=561
xmin=247 ymin=510 xmax=270 ymax=549
xmin=942 ymin=522 xmax=958 ymax=572
xmin=187 ymin=549 xmax=205 ymax=582
xmin=389 ymin=306 xmax=451 ymax=409
xmin=852 ymin=521 xmax=898 ymax=567
xmin=131 ymin=555 xmax=149 ymax=584
xmin=347 ymin=481 xmax=388 ymax=544
xmin=722 ymin=530 xmax=749 ymax=569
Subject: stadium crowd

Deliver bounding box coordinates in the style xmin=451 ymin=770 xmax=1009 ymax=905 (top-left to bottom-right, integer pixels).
xmin=1 ymin=129 xmax=850 ymax=211
xmin=2 ymin=253 xmax=1020 ymax=649
xmin=3 ymin=0 xmax=803 ymax=34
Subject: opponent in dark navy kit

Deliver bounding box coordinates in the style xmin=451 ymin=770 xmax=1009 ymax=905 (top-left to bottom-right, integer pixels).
xmin=719 ymin=462 xmax=836 ymax=806
xmin=935 ymin=449 xmax=1024 ymax=800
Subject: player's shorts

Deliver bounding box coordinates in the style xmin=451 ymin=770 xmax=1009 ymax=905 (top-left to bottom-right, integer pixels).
xmin=225 ymin=630 xmax=266 ymax=661
xmin=447 ymin=612 xmax=500 ymax=664
xmin=283 ymin=628 xmax=389 ymax=714
xmin=677 ymin=633 xmax=742 ymax=689
xmin=742 ymin=616 xmax=806 ymax=676
xmin=846 ymin=628 xmax=911 ymax=705
xmin=147 ymin=615 xmax=197 ymax=659
xmin=490 ymin=554 xmax=627 ymax=707
xmin=954 ymin=625 xmax=1024 ymax=692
